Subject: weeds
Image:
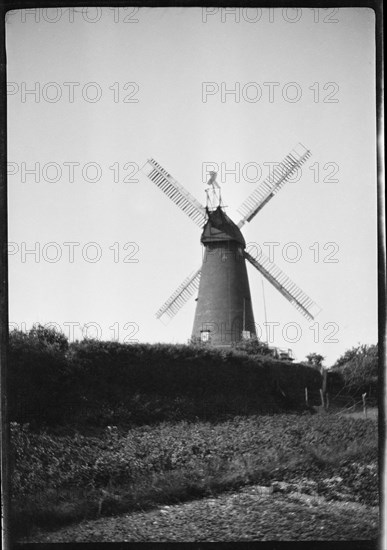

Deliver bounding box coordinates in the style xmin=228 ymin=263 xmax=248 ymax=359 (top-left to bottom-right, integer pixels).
xmin=11 ymin=414 xmax=378 ymax=538
xmin=307 ymin=441 xmax=377 ymax=468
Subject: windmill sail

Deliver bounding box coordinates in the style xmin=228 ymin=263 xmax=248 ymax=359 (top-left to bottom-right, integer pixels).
xmin=143 ymin=158 xmax=206 ymax=228
xmin=156 ymin=268 xmax=201 ymax=322
xmin=245 ymin=250 xmax=321 ymax=321
xmin=237 ymin=143 xmax=312 ymax=228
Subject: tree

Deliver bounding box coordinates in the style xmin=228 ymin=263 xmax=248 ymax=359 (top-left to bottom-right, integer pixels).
xmin=331 ymin=343 xmax=378 ymax=397
xmin=305 ymin=352 xmax=325 ymax=371
xmin=232 ymin=336 xmax=272 ymax=357
xmin=28 ymin=323 xmax=69 ymax=353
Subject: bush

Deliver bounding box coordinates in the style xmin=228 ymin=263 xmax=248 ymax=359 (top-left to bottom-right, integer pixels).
xmin=9 ymin=329 xmax=322 ymax=428
xmin=231 ymin=336 xmax=273 ymax=357
xmin=8 ymin=326 xmax=72 ymax=426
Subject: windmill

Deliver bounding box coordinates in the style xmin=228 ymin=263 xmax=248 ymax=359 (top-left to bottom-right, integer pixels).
xmin=143 ymin=144 xmax=321 ymax=346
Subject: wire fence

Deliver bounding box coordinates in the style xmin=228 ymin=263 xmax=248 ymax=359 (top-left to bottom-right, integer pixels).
xmin=303 ymin=387 xmax=375 ymax=418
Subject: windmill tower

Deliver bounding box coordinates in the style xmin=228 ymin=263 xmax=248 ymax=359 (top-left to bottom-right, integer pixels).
xmin=191 ymin=181 xmax=256 ymax=346
xmin=143 ymin=144 xmax=321 ymax=346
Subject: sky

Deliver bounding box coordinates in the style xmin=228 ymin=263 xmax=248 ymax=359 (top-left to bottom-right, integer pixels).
xmin=6 ymin=7 xmax=378 ymax=366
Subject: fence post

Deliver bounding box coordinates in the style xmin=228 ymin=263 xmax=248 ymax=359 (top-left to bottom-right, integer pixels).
xmin=322 ymin=368 xmax=327 ymax=394
xmin=326 ymin=393 xmax=329 ymax=410
xmin=319 ymin=388 xmax=325 ymax=408
xmin=305 ymin=387 xmax=309 ymax=407
xmin=362 ymin=392 xmax=367 ymax=417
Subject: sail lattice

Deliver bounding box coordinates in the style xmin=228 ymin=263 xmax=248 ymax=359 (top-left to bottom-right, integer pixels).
xmin=156 ymin=268 xmax=202 ymax=322
xmin=245 ymin=250 xmax=321 ymax=321
xmin=144 ymin=158 xmax=206 ymax=228
xmin=237 ymin=144 xmax=312 ymax=228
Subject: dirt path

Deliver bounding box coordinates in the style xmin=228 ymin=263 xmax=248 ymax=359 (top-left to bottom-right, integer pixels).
xmin=23 ymin=485 xmax=378 ymax=542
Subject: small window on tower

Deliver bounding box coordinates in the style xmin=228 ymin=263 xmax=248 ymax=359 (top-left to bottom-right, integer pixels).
xmin=200 ymin=330 xmax=210 ymax=342
xmin=242 ymin=331 xmax=251 ymax=340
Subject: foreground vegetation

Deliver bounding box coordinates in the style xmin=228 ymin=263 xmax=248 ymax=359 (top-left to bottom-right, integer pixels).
xmin=9 ymin=327 xmax=379 ymax=540
xmin=12 ymin=413 xmax=378 ymax=539
xmin=329 ymin=343 xmax=379 ymax=401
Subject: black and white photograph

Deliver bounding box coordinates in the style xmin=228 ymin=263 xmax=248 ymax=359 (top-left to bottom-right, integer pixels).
xmin=1 ymin=3 xmax=383 ymax=545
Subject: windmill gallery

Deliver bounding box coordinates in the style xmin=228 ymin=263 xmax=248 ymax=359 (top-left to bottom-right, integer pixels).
xmin=143 ymin=144 xmax=320 ymax=348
